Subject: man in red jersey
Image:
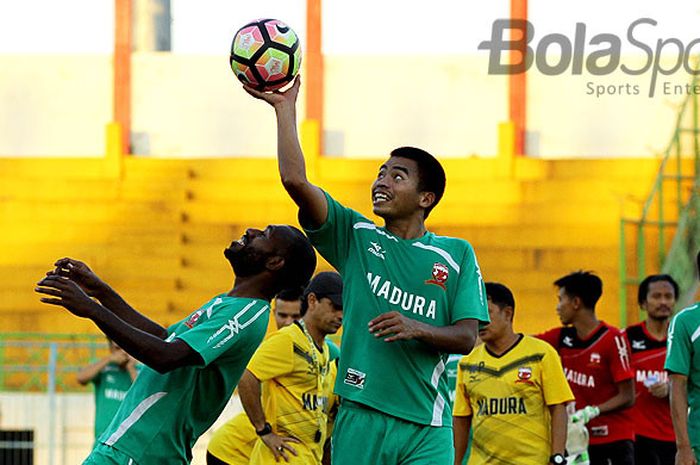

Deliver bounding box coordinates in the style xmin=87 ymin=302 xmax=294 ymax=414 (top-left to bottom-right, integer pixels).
xmin=537 ymin=271 xmax=635 ymax=465
xmin=625 ymin=274 xmax=678 ymax=465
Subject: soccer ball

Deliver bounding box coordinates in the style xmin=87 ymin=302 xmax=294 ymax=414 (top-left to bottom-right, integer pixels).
xmin=230 ymin=19 xmax=301 ymax=92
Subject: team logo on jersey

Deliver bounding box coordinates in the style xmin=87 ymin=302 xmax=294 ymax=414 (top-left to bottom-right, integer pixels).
xmin=589 ymin=352 xmax=601 ymax=365
xmin=185 ymin=308 xmax=205 ymax=328
xmin=425 ymin=262 xmax=449 ymax=289
xmin=343 ymin=368 xmax=366 ymax=389
xmin=515 ymin=366 xmax=534 ymax=384
xmin=367 ymin=242 xmax=386 ymax=260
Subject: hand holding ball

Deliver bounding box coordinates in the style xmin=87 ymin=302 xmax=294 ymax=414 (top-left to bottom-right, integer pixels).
xmin=230 ymin=19 xmax=301 ymax=92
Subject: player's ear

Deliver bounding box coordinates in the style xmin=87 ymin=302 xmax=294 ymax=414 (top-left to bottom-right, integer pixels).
xmin=307 ymin=292 xmax=318 ymax=307
xmin=571 ymin=296 xmax=583 ymax=310
xmin=504 ymin=306 xmax=514 ymax=322
xmin=418 ymin=191 xmax=435 ymax=210
xmin=265 ymin=255 xmax=285 ymax=272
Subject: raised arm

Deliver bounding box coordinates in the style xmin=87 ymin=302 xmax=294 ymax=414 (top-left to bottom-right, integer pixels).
xmin=75 ymin=352 xmax=120 ymax=385
xmin=36 ymin=275 xmax=202 ymax=373
xmin=244 ymin=77 xmax=327 ymax=228
xmin=50 ymin=258 xmax=167 ymax=338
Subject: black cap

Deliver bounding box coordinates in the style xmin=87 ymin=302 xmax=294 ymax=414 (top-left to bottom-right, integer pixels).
xmin=303 ymin=271 xmax=343 ymax=307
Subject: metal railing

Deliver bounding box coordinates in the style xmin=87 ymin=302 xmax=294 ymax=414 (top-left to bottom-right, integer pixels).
xmin=0 ymin=333 xmax=107 ymax=392
xmin=619 ymin=75 xmax=700 ymax=325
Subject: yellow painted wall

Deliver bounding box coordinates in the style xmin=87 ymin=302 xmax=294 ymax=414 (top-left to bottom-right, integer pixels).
xmin=0 ymin=147 xmax=679 ymax=335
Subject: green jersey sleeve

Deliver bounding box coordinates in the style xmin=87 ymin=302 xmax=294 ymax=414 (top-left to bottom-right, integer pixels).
xmin=451 ymin=243 xmax=489 ymax=324
xmin=665 ymin=311 xmax=692 ymax=375
xmin=302 ymin=191 xmax=366 ymax=272
xmin=177 ymin=299 xmax=269 ymax=367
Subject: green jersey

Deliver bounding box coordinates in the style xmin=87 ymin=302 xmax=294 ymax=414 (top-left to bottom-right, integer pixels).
xmin=665 ymin=302 xmax=700 ymax=449
xmin=304 ymin=192 xmax=489 ymax=427
xmin=97 ymin=295 xmax=270 ymax=464
xmin=92 ymin=363 xmax=134 ymax=439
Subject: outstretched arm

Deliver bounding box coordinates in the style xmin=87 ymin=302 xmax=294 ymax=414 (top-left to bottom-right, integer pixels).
xmin=244 ymin=77 xmax=328 ymax=228
xmin=369 ymin=314 xmax=478 ymax=354
xmin=36 ymin=275 xmax=202 ymax=373
xmin=50 ymin=258 xmax=167 ymax=338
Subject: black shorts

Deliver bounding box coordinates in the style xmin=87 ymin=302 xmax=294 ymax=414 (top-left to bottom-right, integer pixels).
xmin=588 ymin=439 xmax=635 ymax=465
xmin=634 ymin=435 xmax=676 ymax=465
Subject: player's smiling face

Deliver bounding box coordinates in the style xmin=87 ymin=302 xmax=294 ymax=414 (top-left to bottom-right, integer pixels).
xmin=371 ymin=157 xmax=424 ymax=220
xmin=642 ymin=280 xmax=676 ymax=321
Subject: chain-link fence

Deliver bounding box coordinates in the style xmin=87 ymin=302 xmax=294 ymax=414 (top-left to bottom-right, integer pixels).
xmin=0 ymin=333 xmax=240 ymax=465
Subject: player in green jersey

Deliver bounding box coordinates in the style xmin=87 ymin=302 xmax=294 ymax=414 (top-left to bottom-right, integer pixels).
xmin=665 ymin=251 xmax=700 ymax=465
xmin=76 ymin=339 xmax=138 ymax=441
xmin=35 ymin=225 xmax=316 ymax=465
xmin=245 ymin=77 xmax=489 ymax=465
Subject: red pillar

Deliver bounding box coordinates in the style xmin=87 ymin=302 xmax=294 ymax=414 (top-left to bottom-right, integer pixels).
xmin=114 ymin=0 xmax=133 ymax=154
xmin=305 ymin=0 xmax=324 ymax=149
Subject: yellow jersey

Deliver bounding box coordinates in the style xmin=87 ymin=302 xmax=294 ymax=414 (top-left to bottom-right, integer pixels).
xmin=247 ymin=321 xmax=337 ymax=464
xmin=453 ymin=335 xmax=574 ymax=465
xmin=207 ymin=410 xmax=257 ymax=464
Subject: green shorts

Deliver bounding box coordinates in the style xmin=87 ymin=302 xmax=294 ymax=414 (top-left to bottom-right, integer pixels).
xmin=331 ymin=400 xmax=453 ymax=465
xmin=82 ymin=444 xmax=138 ymax=465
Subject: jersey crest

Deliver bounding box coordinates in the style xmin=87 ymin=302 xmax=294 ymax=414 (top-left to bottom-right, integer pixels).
xmin=425 ymin=262 xmax=449 ymax=289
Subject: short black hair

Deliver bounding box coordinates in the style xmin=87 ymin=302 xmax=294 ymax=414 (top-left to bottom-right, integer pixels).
xmin=390 ymin=146 xmax=446 ymax=219
xmin=554 ymin=271 xmax=602 ymax=310
xmin=275 ymin=226 xmax=316 ymax=293
xmin=637 ymin=274 xmax=679 ymax=306
xmin=276 ymin=287 xmax=304 ymax=303
xmin=485 ymin=282 xmax=515 ymax=316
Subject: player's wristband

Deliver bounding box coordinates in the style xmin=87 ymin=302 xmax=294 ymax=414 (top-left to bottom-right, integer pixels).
xmin=256 ymin=422 xmax=273 ymax=436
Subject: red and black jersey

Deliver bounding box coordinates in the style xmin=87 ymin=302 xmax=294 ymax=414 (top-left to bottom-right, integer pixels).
xmin=537 ymin=322 xmax=634 ymax=445
xmin=624 ymin=321 xmax=675 ymax=442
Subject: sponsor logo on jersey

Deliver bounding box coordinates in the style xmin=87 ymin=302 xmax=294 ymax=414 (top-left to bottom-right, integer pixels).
xmin=425 ymin=262 xmax=449 ymax=289
xmin=106 ymin=374 xmax=116 ymax=383
xmin=590 ymin=425 xmax=609 ymax=437
xmin=631 ymin=339 xmax=646 ymax=350
xmin=476 ymin=396 xmax=528 ymax=416
xmin=104 ymin=388 xmax=128 ymax=401
xmin=367 ymin=242 xmax=386 ymax=260
xmin=343 ymin=368 xmax=366 ymax=389
xmin=366 ymin=272 xmax=438 ymax=319
xmin=562 ymin=336 xmax=574 ymax=347
xmin=565 ymin=367 xmax=596 ymax=387
xmin=515 ymin=366 xmax=533 ymax=384
xmin=589 ymin=352 xmax=601 ymax=365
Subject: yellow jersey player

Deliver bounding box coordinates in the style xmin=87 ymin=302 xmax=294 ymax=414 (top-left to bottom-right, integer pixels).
xmin=208 ymin=272 xmax=343 ymax=465
xmin=206 ymin=288 xmax=304 ymax=465
xmin=453 ymin=282 xmax=574 ymax=465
